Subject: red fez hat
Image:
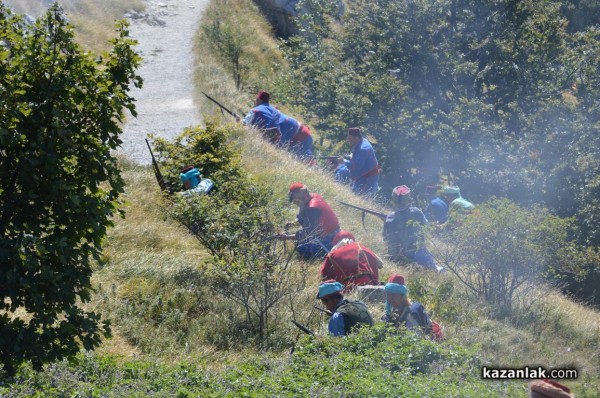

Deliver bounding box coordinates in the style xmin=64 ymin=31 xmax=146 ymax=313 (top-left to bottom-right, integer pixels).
xmin=256 ymin=90 xmax=270 ymax=102
xmin=332 ymin=230 xmax=356 ymax=246
xmin=348 ymin=127 xmax=362 ymax=136
xmin=387 ymin=274 xmax=405 ymax=285
xmin=288 ymin=182 xmax=306 ymax=192
xmin=181 ymin=164 xmax=195 ymax=173
xmin=392 ymin=185 xmax=411 ymax=196
xmin=529 ymin=379 xmax=574 ymax=398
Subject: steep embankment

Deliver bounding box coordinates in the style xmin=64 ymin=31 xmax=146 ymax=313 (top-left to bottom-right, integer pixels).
xmin=119 ymin=0 xmax=209 ymax=164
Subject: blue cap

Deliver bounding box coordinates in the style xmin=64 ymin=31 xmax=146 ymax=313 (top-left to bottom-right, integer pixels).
xmin=384 ymin=282 xmax=407 ymax=295
xmin=180 ymin=167 xmax=201 ymax=188
xmin=317 ymin=281 xmax=344 ymax=298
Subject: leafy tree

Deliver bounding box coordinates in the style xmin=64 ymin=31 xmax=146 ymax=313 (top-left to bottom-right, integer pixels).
xmin=0 ymin=5 xmax=141 ymax=375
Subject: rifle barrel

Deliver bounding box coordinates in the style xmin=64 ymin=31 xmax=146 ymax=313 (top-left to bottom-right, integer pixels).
xmin=316 ymin=156 xmax=341 ymax=160
xmin=291 ymin=320 xmax=314 ymax=335
xmin=313 ymin=306 xmax=333 ymax=317
xmin=335 ymin=199 xmax=387 ymax=220
xmin=201 ymin=91 xmax=237 ymax=118
xmin=145 ymin=138 xmax=167 ymax=192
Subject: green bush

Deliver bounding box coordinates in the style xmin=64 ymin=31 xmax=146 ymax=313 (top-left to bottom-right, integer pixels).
xmin=149 ymin=120 xmax=243 ymax=193
xmin=170 ymin=180 xmax=304 ymax=346
xmin=434 ymin=198 xmax=584 ymax=315
xmin=0 ymin=326 xmax=529 ymax=397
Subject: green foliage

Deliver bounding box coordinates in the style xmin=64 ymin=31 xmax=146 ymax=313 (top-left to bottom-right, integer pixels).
xmin=275 ymin=0 xmax=600 ymax=303
xmin=153 ymin=126 xmax=304 ymax=346
xmin=0 ymin=326 xmax=533 ymax=397
xmin=408 ymin=277 xmax=475 ymax=325
xmin=149 ymin=120 xmax=243 ymax=194
xmin=170 ymin=180 xmax=302 ymax=345
xmin=435 ymin=198 xmax=581 ymax=314
xmin=0 ymin=4 xmax=141 ymax=375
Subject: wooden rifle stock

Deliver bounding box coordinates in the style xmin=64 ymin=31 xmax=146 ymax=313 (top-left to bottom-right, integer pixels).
xmin=201 ymin=91 xmax=237 ymax=118
xmin=145 ymin=138 xmax=167 ymax=192
xmin=316 ymin=156 xmax=341 ymax=160
xmin=313 ymin=306 xmax=333 ymax=317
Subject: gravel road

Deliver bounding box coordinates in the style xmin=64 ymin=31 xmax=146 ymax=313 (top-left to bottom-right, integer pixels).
xmin=120 ymin=0 xmax=209 ymax=164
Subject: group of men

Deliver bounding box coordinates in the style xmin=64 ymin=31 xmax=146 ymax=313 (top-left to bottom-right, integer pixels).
xmin=316 ymin=274 xmax=441 ymax=339
xmin=243 ymin=90 xmax=381 ymax=197
xmin=240 ymin=89 xmax=479 ymax=338
xmin=270 ymin=179 xmax=475 ymax=337
xmin=273 ymin=181 xmax=449 ymax=271
xmin=425 ymin=184 xmax=475 ymax=224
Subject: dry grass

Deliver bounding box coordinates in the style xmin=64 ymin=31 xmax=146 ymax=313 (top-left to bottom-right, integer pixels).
xmin=5 ymin=0 xmax=145 ymax=52
xmin=8 ymin=0 xmax=595 ymax=391
xmin=193 ymin=0 xmax=286 ymax=120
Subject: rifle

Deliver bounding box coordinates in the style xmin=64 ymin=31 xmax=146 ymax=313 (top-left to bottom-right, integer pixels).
xmin=315 ymin=156 xmax=342 ymax=161
xmin=145 ymin=138 xmax=167 ymax=192
xmin=291 ymin=320 xmax=314 ymax=335
xmin=201 ymin=91 xmax=238 ymax=118
xmin=336 ymin=199 xmax=388 ymax=229
xmin=315 ymin=155 xmax=351 ymax=161
xmin=313 ymin=306 xmax=333 ymax=317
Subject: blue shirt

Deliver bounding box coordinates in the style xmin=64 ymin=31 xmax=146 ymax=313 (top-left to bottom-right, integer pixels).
xmin=346 ymin=138 xmax=379 ymax=180
xmin=425 ymin=196 xmax=448 ymax=224
xmin=243 ymin=103 xmax=281 ymax=130
xmin=383 ymin=206 xmax=429 ymax=258
xmin=278 ymin=113 xmax=301 ymax=145
xmin=328 ymin=301 xmax=346 ymax=336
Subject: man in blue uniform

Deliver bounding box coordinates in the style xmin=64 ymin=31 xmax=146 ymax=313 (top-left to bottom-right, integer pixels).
xmin=277 ymin=113 xmax=314 ymax=159
xmin=382 ymin=185 xmax=442 ymax=271
xmin=243 ymin=90 xmax=282 ymax=144
xmin=424 ymin=185 xmax=449 ymax=224
xmin=337 ymin=127 xmax=379 ymax=196
xmin=317 ymin=280 xmax=374 ymax=336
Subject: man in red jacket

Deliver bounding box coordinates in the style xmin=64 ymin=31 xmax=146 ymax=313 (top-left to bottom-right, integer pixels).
xmin=320 ymin=231 xmax=382 ymax=290
xmin=274 ymin=182 xmax=341 ymax=259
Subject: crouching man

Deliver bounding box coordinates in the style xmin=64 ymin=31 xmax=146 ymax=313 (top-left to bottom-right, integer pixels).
xmin=317 ymin=280 xmax=374 ymax=336
xmin=179 ymin=164 xmax=214 ymax=196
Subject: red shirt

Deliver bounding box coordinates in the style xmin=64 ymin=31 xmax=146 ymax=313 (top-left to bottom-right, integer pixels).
xmin=320 ymin=242 xmax=380 ymax=289
xmin=299 ymin=193 xmax=340 ymax=237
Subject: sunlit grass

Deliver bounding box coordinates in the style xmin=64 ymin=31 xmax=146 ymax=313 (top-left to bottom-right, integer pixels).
xmin=5 ymin=0 xmax=144 ymax=52
xmin=6 ymin=0 xmax=597 ymax=393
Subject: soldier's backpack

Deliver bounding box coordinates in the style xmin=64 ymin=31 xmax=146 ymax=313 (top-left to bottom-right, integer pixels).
xmin=336 ymin=299 xmax=374 ymax=335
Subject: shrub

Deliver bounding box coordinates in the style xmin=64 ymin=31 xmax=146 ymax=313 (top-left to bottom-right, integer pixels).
xmin=433 ymin=198 xmax=582 ymax=315
xmin=148 ymin=120 xmax=243 ymax=194
xmin=170 ymin=181 xmax=306 ymax=346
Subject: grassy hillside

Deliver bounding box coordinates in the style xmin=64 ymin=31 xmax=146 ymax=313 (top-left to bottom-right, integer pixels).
xmin=4 ymin=0 xmax=144 ymax=51
xmin=2 ymin=0 xmax=599 ymax=396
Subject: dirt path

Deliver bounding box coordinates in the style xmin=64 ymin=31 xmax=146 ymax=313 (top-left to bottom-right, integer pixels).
xmin=120 ymin=0 xmax=209 ymax=164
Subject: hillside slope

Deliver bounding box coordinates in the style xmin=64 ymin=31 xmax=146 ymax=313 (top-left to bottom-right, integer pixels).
xmin=1 ymin=0 xmax=598 ymax=396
